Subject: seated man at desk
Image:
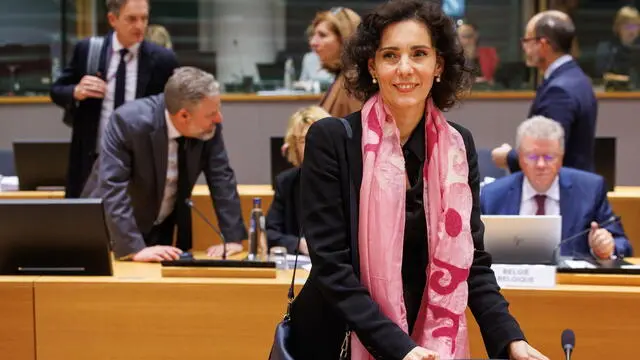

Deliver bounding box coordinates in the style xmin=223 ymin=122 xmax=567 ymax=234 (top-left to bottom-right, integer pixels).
xmin=480 ymin=116 xmax=632 ymax=259
xmin=83 ymin=66 xmax=248 ymax=262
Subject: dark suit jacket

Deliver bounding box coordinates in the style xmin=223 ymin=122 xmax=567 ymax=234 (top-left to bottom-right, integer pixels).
xmin=480 ymin=167 xmax=632 ymax=258
xmin=289 ymin=111 xmax=525 ymax=360
xmin=507 ymin=59 xmax=597 ymax=173
xmin=50 ymin=32 xmax=179 ymax=198
xmin=82 ymin=94 xmax=247 ymax=258
xmin=266 ymin=167 xmax=301 ymax=254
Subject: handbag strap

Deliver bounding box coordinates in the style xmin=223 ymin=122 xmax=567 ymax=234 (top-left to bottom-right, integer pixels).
xmin=284 ymin=117 xmax=355 ymax=318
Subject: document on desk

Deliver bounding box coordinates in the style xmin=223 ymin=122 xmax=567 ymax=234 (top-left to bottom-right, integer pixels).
xmin=562 ymin=260 xmax=597 ymax=269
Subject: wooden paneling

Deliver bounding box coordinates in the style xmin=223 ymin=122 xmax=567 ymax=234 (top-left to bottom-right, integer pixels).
xmin=0 ymin=278 xmax=36 ymax=360
xmin=29 ymin=261 xmax=640 ymax=360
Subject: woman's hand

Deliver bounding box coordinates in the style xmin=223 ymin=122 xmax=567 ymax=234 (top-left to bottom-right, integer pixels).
xmin=402 ymin=346 xmax=439 ymax=360
xmin=509 ymin=340 xmax=549 ymax=360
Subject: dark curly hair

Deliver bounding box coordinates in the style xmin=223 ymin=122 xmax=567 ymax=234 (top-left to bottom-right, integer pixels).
xmin=342 ymin=0 xmax=472 ymax=111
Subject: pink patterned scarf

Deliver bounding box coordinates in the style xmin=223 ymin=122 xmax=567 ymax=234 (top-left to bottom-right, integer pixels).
xmin=352 ymin=93 xmax=474 ymax=359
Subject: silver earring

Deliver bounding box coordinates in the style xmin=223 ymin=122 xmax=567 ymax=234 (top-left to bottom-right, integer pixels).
xmin=436 ymin=75 xmax=441 ymax=83
xmin=372 ymin=77 xmax=377 ymax=84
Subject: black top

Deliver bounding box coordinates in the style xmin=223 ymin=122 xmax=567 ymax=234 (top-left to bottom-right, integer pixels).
xmin=265 ymin=167 xmax=302 ymax=254
xmin=596 ymin=38 xmax=640 ymax=77
xmin=401 ymin=116 xmax=428 ymax=334
xmin=288 ymin=111 xmax=525 ymax=360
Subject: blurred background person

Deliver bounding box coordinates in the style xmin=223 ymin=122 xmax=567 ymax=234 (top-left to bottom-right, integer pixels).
xmin=146 ymin=24 xmax=173 ymax=49
xmin=50 ymin=0 xmax=178 ymax=198
xmin=595 ymin=6 xmax=640 ymax=90
xmin=266 ymin=105 xmax=330 ymax=255
xmin=310 ymin=6 xmax=362 ymax=117
xmin=492 ymin=10 xmax=596 ymax=174
xmin=457 ymin=20 xmax=499 ymax=85
xmin=298 ymin=25 xmax=335 ymax=86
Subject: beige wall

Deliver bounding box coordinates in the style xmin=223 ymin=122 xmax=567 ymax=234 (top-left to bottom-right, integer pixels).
xmin=0 ymin=98 xmax=638 ymax=185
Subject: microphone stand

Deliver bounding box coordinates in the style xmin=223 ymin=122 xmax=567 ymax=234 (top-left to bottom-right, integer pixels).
xmin=185 ymin=199 xmax=226 ymax=260
xmin=175 ymin=199 xmax=274 ymax=269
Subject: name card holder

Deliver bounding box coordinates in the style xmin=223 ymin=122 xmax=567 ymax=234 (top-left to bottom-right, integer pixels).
xmin=491 ymin=264 xmax=557 ymax=289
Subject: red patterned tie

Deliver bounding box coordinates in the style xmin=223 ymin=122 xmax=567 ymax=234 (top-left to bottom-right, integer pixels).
xmin=534 ymin=194 xmax=547 ymax=215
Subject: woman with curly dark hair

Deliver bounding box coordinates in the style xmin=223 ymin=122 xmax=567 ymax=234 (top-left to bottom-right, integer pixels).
xmin=285 ymin=1 xmax=549 ymax=360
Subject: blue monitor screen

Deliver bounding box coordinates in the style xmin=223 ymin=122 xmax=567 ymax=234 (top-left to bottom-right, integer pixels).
xmin=442 ymin=0 xmax=466 ymax=18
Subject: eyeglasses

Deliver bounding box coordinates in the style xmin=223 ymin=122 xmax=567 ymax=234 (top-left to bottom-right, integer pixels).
xmin=523 ymin=153 xmax=560 ymax=164
xmin=520 ymin=36 xmax=541 ymax=45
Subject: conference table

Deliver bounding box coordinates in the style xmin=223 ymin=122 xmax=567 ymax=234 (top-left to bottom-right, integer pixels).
xmin=1 ymin=257 xmax=640 ymax=360
xmin=2 ymin=186 xmax=640 ymax=359
xmin=2 ymin=184 xmax=640 ymax=252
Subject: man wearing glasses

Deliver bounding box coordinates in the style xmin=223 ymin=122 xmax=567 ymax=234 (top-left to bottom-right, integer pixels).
xmin=491 ymin=10 xmax=597 ymax=174
xmin=481 ymin=116 xmax=632 ymax=260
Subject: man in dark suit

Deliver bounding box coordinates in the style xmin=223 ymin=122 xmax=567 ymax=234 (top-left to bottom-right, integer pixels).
xmin=50 ymin=0 xmax=178 ymax=198
xmin=82 ymin=67 xmax=247 ymax=262
xmin=492 ymin=10 xmax=597 ymax=173
xmin=481 ymin=116 xmax=632 ymax=259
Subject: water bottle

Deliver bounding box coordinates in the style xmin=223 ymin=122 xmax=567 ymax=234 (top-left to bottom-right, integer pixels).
xmin=284 ymin=57 xmax=295 ymax=90
xmin=247 ymin=197 xmax=268 ymax=261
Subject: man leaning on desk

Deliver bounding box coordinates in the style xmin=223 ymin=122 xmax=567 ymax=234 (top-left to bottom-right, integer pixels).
xmin=82 ymin=66 xmax=248 ymax=262
xmin=481 ymin=116 xmax=633 ymax=260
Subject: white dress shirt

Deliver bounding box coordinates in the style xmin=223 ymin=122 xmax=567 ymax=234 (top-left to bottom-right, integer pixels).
xmin=155 ymin=110 xmax=181 ymax=224
xmin=544 ymin=54 xmax=573 ymax=79
xmin=519 ymin=176 xmax=560 ymax=216
xmin=97 ymin=33 xmax=140 ymax=150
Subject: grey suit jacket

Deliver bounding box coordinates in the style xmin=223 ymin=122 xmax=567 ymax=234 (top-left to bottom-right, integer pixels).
xmin=83 ymin=94 xmax=248 ymax=257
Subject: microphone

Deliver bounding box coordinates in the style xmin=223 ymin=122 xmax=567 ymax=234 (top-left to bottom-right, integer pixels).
xmin=561 ymin=329 xmax=575 ymax=360
xmin=185 ymin=198 xmax=227 ymax=260
xmin=553 ymin=215 xmax=621 ymax=258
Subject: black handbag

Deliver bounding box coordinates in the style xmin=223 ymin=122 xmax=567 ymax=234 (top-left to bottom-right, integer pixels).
xmin=61 ymin=36 xmax=104 ymax=127
xmin=268 ymin=118 xmax=356 ymax=360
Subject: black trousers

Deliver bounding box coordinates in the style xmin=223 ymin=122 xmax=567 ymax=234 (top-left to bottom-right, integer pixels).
xmin=144 ymin=212 xmax=176 ymax=247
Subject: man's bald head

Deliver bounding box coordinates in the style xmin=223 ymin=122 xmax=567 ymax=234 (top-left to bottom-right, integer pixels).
xmin=527 ymin=10 xmax=575 ymax=54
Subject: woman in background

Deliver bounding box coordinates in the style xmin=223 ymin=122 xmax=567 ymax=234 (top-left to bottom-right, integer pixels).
xmin=309 ymin=7 xmax=362 ymax=117
xmin=299 ymin=24 xmax=336 ymax=85
xmin=146 ymin=24 xmax=173 ymax=49
xmin=266 ymin=106 xmax=330 ymax=255
xmin=595 ymin=6 xmax=640 ymax=89
xmin=456 ymin=21 xmax=499 ymax=84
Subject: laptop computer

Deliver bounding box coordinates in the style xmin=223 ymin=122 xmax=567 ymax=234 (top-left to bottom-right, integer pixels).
xmin=482 ymin=215 xmax=562 ymax=265
xmin=13 ymin=139 xmax=70 ymax=191
xmin=0 ymin=198 xmax=113 ymax=275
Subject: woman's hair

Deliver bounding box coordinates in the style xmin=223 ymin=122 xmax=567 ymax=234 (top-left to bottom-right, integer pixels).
xmin=310 ymin=7 xmax=361 ymax=73
xmin=613 ymin=6 xmax=640 ymax=35
xmin=146 ymin=24 xmax=173 ymax=49
xmin=284 ymin=106 xmax=331 ymax=166
xmin=342 ymin=0 xmax=472 ymax=111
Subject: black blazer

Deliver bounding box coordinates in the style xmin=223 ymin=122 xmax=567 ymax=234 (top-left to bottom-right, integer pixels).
xmin=289 ymin=111 xmax=525 ymax=360
xmin=50 ymin=32 xmax=179 ymax=198
xmin=266 ymin=167 xmax=302 ymax=254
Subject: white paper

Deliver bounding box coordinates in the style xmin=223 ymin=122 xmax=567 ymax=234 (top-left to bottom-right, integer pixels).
xmin=563 ymin=260 xmax=597 ymax=269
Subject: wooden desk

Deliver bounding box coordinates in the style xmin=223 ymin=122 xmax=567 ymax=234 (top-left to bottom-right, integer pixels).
xmin=608 ymin=187 xmax=640 ymax=253
xmin=28 ymin=261 xmax=640 ymax=360
xmin=0 ymin=277 xmax=36 ymax=360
